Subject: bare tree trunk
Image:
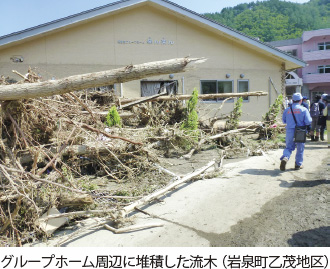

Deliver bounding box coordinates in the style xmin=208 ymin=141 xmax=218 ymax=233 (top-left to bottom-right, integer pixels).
xmin=119 ymin=160 xmax=216 ymax=218
xmin=120 ymin=91 xmax=268 ymax=105
xmin=0 ymin=57 xmax=206 ymax=100
xmin=182 ymin=125 xmax=258 ymax=160
xmin=18 ymin=141 xmax=124 ymax=164
xmin=120 ymin=91 xmax=167 ymax=109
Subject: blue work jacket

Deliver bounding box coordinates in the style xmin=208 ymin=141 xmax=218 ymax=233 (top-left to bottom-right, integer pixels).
xmin=282 ymin=103 xmax=312 ymax=129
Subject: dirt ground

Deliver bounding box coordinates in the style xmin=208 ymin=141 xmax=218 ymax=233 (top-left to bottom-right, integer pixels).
xmin=30 ymin=139 xmax=329 ymax=247
xmin=206 ymin=156 xmax=329 ymax=247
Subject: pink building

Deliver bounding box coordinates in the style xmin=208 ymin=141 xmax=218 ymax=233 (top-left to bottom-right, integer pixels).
xmin=269 ymin=28 xmax=330 ymax=100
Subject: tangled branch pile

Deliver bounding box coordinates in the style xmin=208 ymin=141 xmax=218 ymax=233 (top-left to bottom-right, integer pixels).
xmin=0 ymin=68 xmax=200 ymax=246
xmin=0 ymin=66 xmax=281 ymax=247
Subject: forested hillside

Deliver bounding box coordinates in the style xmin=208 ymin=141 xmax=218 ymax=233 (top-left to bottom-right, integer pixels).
xmin=203 ymin=0 xmax=330 ymax=42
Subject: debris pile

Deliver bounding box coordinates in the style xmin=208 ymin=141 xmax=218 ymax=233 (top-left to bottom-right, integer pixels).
xmin=0 ymin=61 xmax=281 ymax=246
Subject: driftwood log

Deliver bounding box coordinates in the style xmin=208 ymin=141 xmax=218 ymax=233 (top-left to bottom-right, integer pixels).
xmin=104 ymin=223 xmax=164 ymax=234
xmin=120 ymin=91 xmax=268 ymax=105
xmin=183 ymin=125 xmax=258 ymax=159
xmin=0 ymin=57 xmax=206 ymax=100
xmin=18 ymin=141 xmax=124 ymax=165
xmin=120 ymin=91 xmax=167 ymax=109
xmin=119 ymin=160 xmax=216 ymax=218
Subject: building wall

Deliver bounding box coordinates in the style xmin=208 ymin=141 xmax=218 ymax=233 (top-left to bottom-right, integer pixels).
xmin=0 ymin=5 xmax=284 ymax=121
xmin=273 ymin=28 xmax=330 ymax=98
xmin=301 ymin=30 xmax=330 ymax=96
xmin=274 ymin=44 xmax=302 ymax=77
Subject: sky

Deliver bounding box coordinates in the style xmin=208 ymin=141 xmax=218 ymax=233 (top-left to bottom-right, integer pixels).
xmin=0 ymin=0 xmax=310 ymax=37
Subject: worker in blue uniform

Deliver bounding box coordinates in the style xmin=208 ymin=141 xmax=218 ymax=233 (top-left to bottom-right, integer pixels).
xmin=280 ymin=92 xmax=312 ymax=171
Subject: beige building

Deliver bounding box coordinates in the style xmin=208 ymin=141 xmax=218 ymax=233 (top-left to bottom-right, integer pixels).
xmin=0 ymin=0 xmax=305 ymax=121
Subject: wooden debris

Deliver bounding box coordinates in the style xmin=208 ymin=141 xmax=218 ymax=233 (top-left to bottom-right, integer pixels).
xmin=183 ymin=125 xmax=258 ymax=159
xmin=4 ymin=166 xmax=89 ymax=195
xmin=66 ymin=93 xmax=97 ymax=123
xmin=55 ymin=218 xmax=110 ymax=246
xmin=154 ymin=164 xmax=180 ymax=180
xmin=104 ymin=223 xmax=164 ymax=234
xmin=0 ymin=197 xmax=22 ymax=234
xmin=37 ymin=127 xmax=76 ymax=176
xmin=58 ymin=193 xmax=94 ymax=208
xmin=120 ymin=91 xmax=167 ymax=109
xmin=37 ymin=208 xmax=67 ymax=235
xmin=120 ymin=91 xmax=268 ymax=105
xmin=119 ymin=160 xmax=216 ymax=218
xmin=78 ymin=123 xmax=143 ymax=145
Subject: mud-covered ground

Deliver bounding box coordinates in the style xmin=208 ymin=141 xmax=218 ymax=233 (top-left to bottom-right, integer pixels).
xmin=156 ymin=141 xmax=330 ymax=247
xmin=211 ymin=157 xmax=329 ymax=247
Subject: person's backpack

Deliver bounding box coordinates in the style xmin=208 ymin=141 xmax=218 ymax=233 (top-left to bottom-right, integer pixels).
xmin=310 ymin=102 xmax=320 ymax=118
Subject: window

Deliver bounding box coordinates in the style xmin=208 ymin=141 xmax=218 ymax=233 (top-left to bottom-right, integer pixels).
xmin=141 ymin=80 xmax=178 ymax=96
xmin=318 ymin=65 xmax=330 ymax=74
xmin=238 ymin=80 xmax=249 ymax=101
xmin=318 ymin=42 xmax=330 ymax=51
xmin=201 ymin=80 xmax=233 ymax=101
xmin=286 ymin=49 xmax=297 ymax=56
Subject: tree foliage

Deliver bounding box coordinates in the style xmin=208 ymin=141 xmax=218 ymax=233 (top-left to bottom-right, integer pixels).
xmin=204 ymin=0 xmax=329 ymax=42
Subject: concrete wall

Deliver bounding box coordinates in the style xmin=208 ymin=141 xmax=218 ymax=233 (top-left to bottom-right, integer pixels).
xmin=0 ymin=5 xmax=284 ymax=121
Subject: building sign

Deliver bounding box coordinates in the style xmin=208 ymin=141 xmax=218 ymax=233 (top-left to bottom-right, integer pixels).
xmin=285 ymin=78 xmax=303 ymax=86
xmin=118 ymin=37 xmax=174 ymax=45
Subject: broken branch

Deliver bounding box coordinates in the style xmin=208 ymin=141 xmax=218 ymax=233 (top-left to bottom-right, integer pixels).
xmin=104 ymin=223 xmax=163 ymax=234
xmin=119 ymin=160 xmax=216 ymax=217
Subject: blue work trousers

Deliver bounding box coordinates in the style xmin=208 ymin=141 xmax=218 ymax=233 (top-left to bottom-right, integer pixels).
xmin=280 ymin=128 xmax=305 ymax=166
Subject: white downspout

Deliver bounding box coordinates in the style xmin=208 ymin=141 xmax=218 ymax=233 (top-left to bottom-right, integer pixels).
xmin=182 ymin=76 xmax=185 ymax=104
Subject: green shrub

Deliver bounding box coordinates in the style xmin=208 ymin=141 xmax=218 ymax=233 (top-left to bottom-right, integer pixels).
xmin=181 ymin=89 xmax=199 ymax=131
xmin=105 ymin=106 xmax=122 ymax=127
xmin=225 ymin=97 xmax=243 ymax=130
xmin=260 ymin=94 xmax=284 ymax=139
xmin=262 ymin=94 xmax=283 ymax=126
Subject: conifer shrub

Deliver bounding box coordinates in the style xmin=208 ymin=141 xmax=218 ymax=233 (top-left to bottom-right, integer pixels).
xmin=260 ymin=94 xmax=283 ymax=139
xmin=181 ymin=89 xmax=199 ymax=131
xmin=225 ymin=97 xmax=243 ymax=130
xmin=105 ymin=106 xmax=122 ymax=127
xmin=262 ymin=94 xmax=283 ymax=126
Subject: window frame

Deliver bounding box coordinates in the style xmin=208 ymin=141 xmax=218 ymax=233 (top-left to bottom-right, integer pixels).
xmin=318 ymin=42 xmax=330 ymax=51
xmin=237 ymin=79 xmax=250 ymax=102
xmin=200 ymin=80 xmax=234 ymax=102
xmin=317 ymin=65 xmax=330 ymax=74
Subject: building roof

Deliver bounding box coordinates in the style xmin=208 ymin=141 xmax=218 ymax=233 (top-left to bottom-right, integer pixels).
xmin=0 ymin=0 xmax=306 ymax=70
xmin=268 ymin=37 xmax=302 ymax=47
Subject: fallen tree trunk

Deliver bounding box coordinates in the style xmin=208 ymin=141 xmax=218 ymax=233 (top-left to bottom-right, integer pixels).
xmin=18 ymin=141 xmax=123 ymax=164
xmin=120 ymin=91 xmax=167 ymax=109
xmin=119 ymin=160 xmax=216 ymax=218
xmin=0 ymin=57 xmax=206 ymax=100
xmin=120 ymin=91 xmax=268 ymax=105
xmin=183 ymin=125 xmax=258 ymax=160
